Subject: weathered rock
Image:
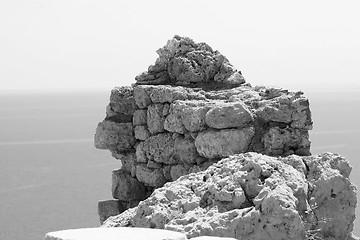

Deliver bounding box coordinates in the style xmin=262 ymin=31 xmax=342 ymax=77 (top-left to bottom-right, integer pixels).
xmin=133 ymin=109 xmax=147 ymax=126
xmin=262 ymin=127 xmax=311 ymax=156
xmin=195 ymin=128 xmax=255 ymax=159
xmin=133 ymin=85 xmax=152 ymax=108
xmin=304 ymin=153 xmax=357 ymax=240
xmin=147 ymin=104 xmax=166 ymax=134
xmin=163 ymin=101 xmax=188 ymax=134
xmin=112 ymin=169 xmax=147 ymax=201
xmin=102 ymin=152 xmax=357 ymax=240
xmin=45 ymin=228 xmax=187 ymax=240
xmin=134 ymin=125 xmax=150 ymax=140
xmin=136 ymin=164 xmax=167 ymax=187
xmin=174 ymin=136 xmax=199 ymax=164
xmin=204 ymin=102 xmax=253 ymax=129
xmin=135 ymin=141 xmax=148 ymax=163
xmin=255 ymin=88 xmax=312 ymax=130
xmin=109 ymin=86 xmax=137 ymax=114
xmin=93 ymin=36 xmax=330 ymax=237
xmin=98 ymin=200 xmax=124 ymax=224
xmin=143 ymin=133 xmax=176 ymax=164
xmin=148 ymin=85 xmax=189 ymax=103
xmin=135 ymin=35 xmax=245 ymax=89
xmin=94 ymin=121 xmax=135 ymax=151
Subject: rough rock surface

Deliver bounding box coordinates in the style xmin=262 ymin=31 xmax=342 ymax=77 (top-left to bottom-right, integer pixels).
xmin=92 ymin=35 xmax=357 ymax=239
xmin=135 ymin=35 xmax=245 ymax=89
xmin=102 ymin=152 xmax=357 ymax=240
xmin=94 ymin=36 xmax=314 ymax=223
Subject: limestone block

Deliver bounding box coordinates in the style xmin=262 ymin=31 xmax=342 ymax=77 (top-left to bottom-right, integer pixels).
xmin=94 ymin=121 xmax=135 ymax=151
xmin=143 ymin=133 xmax=176 ymax=164
xmin=181 ymin=104 xmax=210 ymax=132
xmin=112 ymin=169 xmax=147 ymax=201
xmin=148 ymin=85 xmax=188 ymax=103
xmin=255 ymin=92 xmax=312 ymax=130
xmin=134 ymin=125 xmax=150 ymax=140
xmin=133 ymin=85 xmax=152 ymax=108
xmin=98 ymin=199 xmax=124 ymax=224
xmin=136 ymin=164 xmax=168 ymax=187
xmin=133 ymin=109 xmax=147 ymax=126
xmin=105 ymin=103 xmax=133 ymax=123
xmin=262 ymin=127 xmax=310 ymax=156
xmin=164 ymin=101 xmax=187 ymax=134
xmin=135 ymin=142 xmax=148 ymax=163
xmin=174 ymin=136 xmax=199 ymax=164
xmin=147 ymin=104 xmax=165 ymax=134
xmin=108 ymin=86 xmax=137 ymax=116
xmin=195 ymin=128 xmax=255 ymax=159
xmin=204 ymin=102 xmax=253 ymax=129
xmin=45 ymin=228 xmax=187 ymax=240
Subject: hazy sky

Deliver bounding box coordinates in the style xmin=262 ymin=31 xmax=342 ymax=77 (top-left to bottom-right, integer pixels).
xmin=1 ymin=0 xmax=359 ymax=93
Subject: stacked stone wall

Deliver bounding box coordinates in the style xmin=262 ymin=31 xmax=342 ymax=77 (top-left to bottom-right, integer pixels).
xmin=95 ymin=83 xmax=313 ymax=223
xmin=94 ymin=35 xmax=313 ymax=223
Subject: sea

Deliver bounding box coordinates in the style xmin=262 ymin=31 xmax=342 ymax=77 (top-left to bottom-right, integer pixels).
xmin=0 ymin=90 xmax=359 ymax=240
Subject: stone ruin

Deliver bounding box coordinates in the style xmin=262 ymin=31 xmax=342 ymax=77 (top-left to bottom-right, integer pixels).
xmin=94 ymin=36 xmax=357 ymax=240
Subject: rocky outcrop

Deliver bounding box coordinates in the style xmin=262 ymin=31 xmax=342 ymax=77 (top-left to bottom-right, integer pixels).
xmin=134 ymin=35 xmax=245 ymax=89
xmin=94 ymin=35 xmax=313 ymax=224
xmin=102 ymin=152 xmax=357 ymax=240
xmin=92 ymin=35 xmax=357 ymax=240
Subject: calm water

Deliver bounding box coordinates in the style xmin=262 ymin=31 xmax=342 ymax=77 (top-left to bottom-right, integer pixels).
xmin=0 ymin=90 xmax=359 ymax=240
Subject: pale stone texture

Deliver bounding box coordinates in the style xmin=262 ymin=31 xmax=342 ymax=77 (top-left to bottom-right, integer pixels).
xmin=195 ymin=128 xmax=255 ymax=159
xmin=204 ymin=102 xmax=253 ymax=129
xmin=135 ymin=35 xmax=245 ymax=89
xmin=136 ymin=164 xmax=167 ymax=187
xmin=94 ymin=36 xmax=319 ymax=230
xmin=304 ymin=153 xmax=357 ymax=240
xmin=45 ymin=228 xmax=187 ymax=240
xmin=133 ymin=109 xmax=147 ymax=126
xmin=94 ymin=121 xmax=135 ymax=151
xmin=143 ymin=133 xmax=176 ymax=164
xmin=174 ymin=136 xmax=199 ymax=164
xmin=103 ymin=152 xmax=357 ymax=240
xmin=134 ymin=125 xmax=150 ymax=140
xmin=147 ymin=104 xmax=166 ymax=134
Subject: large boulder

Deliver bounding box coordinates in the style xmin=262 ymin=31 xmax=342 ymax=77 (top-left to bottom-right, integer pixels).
xmin=102 ymin=152 xmax=357 ymax=240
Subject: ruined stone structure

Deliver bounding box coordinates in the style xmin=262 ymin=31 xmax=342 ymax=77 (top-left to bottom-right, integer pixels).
xmin=93 ymin=36 xmax=357 ymax=240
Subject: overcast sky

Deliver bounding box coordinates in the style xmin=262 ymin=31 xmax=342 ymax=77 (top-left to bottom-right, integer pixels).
xmin=1 ymin=0 xmax=359 ymax=93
